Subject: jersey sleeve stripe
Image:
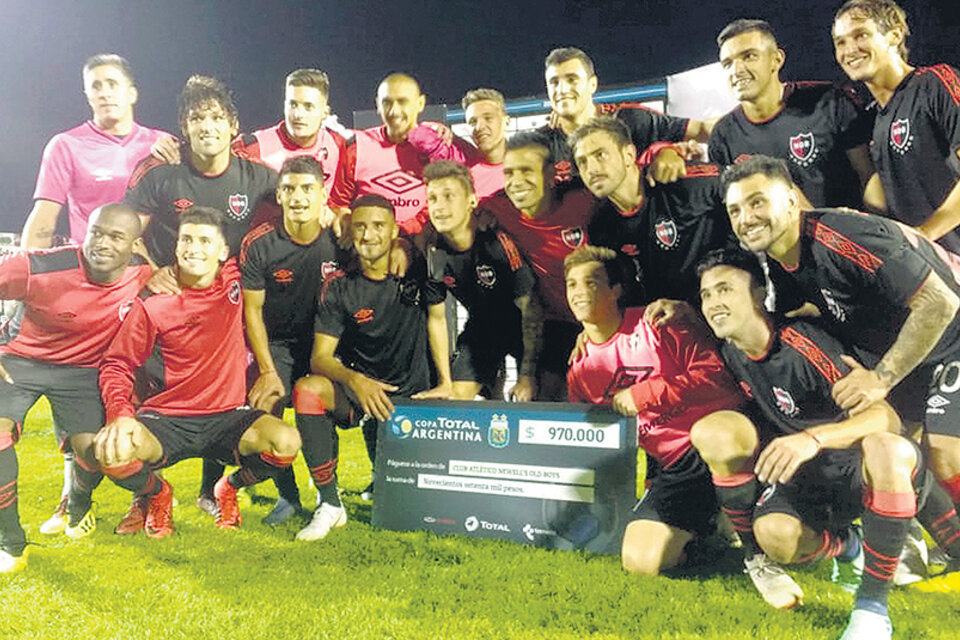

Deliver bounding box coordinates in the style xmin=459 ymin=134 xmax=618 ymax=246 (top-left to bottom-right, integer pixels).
xmin=239 ymin=222 xmax=275 ymax=265
xmin=684 ymin=164 xmax=721 ymax=178
xmin=812 ymin=221 xmax=883 ymax=274
xmin=922 ymin=65 xmax=960 ymax=107
xmin=780 ymin=326 xmax=843 ymax=384
xmin=495 ymin=230 xmax=523 ymax=270
xmin=126 ymin=155 xmax=165 ymax=190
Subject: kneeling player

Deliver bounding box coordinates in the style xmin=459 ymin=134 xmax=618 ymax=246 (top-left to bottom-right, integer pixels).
xmin=565 ymin=246 xmax=741 ymax=575
xmin=291 ymin=196 xmax=452 ymax=541
xmin=94 ymin=207 xmax=301 ymax=537
xmin=694 ymin=248 xmax=954 ymax=639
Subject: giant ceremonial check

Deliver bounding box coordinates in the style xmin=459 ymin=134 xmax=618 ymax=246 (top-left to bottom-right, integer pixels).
xmin=372 ymin=400 xmax=639 ymax=554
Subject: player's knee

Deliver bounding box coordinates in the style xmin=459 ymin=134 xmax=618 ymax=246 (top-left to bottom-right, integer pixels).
xmin=755 ymin=514 xmax=802 ymax=563
xmin=293 ymin=376 xmax=334 ymax=414
xmin=690 ymin=411 xmax=758 ymax=466
xmin=861 ymin=432 xmax=917 ymax=484
xmin=273 ymin=423 xmax=301 ymax=457
xmin=69 ymin=433 xmax=97 ymax=463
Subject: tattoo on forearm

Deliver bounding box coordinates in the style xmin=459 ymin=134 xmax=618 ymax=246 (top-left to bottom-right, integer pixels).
xmin=517 ymin=296 xmax=543 ymax=378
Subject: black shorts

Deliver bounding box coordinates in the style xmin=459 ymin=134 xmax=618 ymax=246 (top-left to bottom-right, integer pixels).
xmin=451 ymin=319 xmax=523 ymax=389
xmin=259 ymin=339 xmax=312 ymax=409
xmin=631 ymin=447 xmax=718 ymax=537
xmin=887 ymin=362 xmax=936 ymax=426
xmin=138 ymin=407 xmax=266 ymax=468
xmin=538 ymin=320 xmax=580 ymax=377
xmin=0 ymin=354 xmax=103 ymax=448
xmin=924 ymin=356 xmax=960 ymax=437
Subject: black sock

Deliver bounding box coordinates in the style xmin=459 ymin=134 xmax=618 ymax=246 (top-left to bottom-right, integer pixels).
xmin=296 ymin=411 xmax=341 ymax=507
xmin=199 ymin=458 xmax=224 ymax=496
xmin=67 ymin=453 xmax=103 ymax=520
xmin=272 ymin=466 xmax=301 ymax=506
xmin=0 ymin=442 xmax=26 ymax=556
xmin=103 ymin=460 xmax=161 ymax=497
xmin=362 ymin=417 xmax=378 ymax=468
xmin=714 ymin=471 xmax=761 ymax=555
xmin=858 ymin=509 xmax=911 ymax=616
xmin=229 ymin=452 xmax=294 ymax=489
xmin=917 ymin=470 xmax=960 ymax=558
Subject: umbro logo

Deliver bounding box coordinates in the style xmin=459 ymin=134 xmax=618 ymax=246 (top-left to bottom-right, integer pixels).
xmin=370 ymin=170 xmax=422 ymax=195
xmin=928 ymin=394 xmax=951 ymax=409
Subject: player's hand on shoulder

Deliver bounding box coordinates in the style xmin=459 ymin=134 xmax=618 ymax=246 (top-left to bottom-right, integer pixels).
xmin=508 ymin=375 xmax=537 ymax=402
xmin=94 ymin=417 xmax=145 ymax=467
xmin=146 ymin=266 xmax=180 ymax=295
xmin=646 ymin=146 xmax=686 ymax=187
xmin=755 ymin=432 xmax=821 ymax=484
xmin=644 ymin=298 xmax=693 ymax=327
xmin=348 ymin=372 xmax=398 ymax=422
xmin=784 ymin=302 xmax=821 ymax=319
xmin=568 ymin=330 xmax=589 ymax=365
xmin=832 ymin=355 xmax=890 ymax=415
xmin=473 ymin=208 xmax=498 ymax=232
xmin=412 ymin=381 xmax=454 ymax=401
xmin=150 ymin=136 xmax=182 ymax=165
xmin=421 ymin=121 xmax=454 ymax=146
xmin=249 ymin=371 xmax=285 ymax=412
xmin=612 ymin=388 xmax=638 ymax=416
xmin=388 ymin=238 xmax=412 ymax=277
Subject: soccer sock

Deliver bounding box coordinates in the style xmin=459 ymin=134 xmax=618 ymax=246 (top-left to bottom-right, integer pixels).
xmin=857 ymin=488 xmax=916 ymax=616
xmin=199 ymin=459 xmax=225 ymax=496
xmin=61 ymin=450 xmax=75 ymax=498
xmin=230 ymin=451 xmax=295 ymax=489
xmin=102 ymin=460 xmax=161 ymax=497
xmin=67 ymin=452 xmax=103 ymax=519
xmin=713 ymin=471 xmax=761 ymax=555
xmin=0 ymin=430 xmax=26 ymax=556
xmin=294 ymin=387 xmax=341 ymax=507
xmin=917 ymin=472 xmax=960 ymax=558
xmin=362 ymin=417 xmax=378 ymax=468
xmin=795 ymin=529 xmax=854 ymax=564
xmin=272 ymin=466 xmax=301 ymax=506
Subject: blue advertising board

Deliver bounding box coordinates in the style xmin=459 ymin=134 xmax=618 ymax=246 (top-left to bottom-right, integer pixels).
xmin=372 ymin=399 xmax=639 ymax=554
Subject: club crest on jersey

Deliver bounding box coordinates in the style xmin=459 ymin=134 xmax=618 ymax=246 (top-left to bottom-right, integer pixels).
xmin=654 ymin=219 xmax=678 ymax=249
xmin=772 ymin=386 xmax=799 ymax=417
xmin=228 ymin=281 xmax=241 ymax=305
xmin=118 ymin=300 xmax=134 ymax=321
xmin=890 ymin=119 xmax=912 ymax=153
xmin=273 ymin=269 xmax=294 ymax=284
xmin=321 ymin=261 xmax=338 ymax=280
xmin=788 ymin=132 xmax=817 ymax=166
xmin=561 ymin=227 xmax=584 ymax=248
xmin=476 ymin=264 xmax=496 ymax=288
xmin=172 ymin=198 xmax=194 ymax=214
xmin=354 ymin=308 xmax=374 ymax=324
xmin=228 ymin=194 xmax=249 ymax=219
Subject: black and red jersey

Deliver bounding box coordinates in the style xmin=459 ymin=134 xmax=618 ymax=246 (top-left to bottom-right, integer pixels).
xmin=870 ymin=65 xmax=960 ymax=251
xmin=100 ymin=259 xmax=248 ymax=420
xmin=587 ymin=163 xmax=737 ymax=304
xmin=539 ymin=103 xmax=689 ymax=181
xmin=0 ymin=247 xmax=150 ymax=367
xmin=709 ymin=82 xmax=873 ymax=208
xmin=315 ymin=255 xmax=446 ymax=396
xmin=768 ymin=208 xmax=960 ymax=365
xmin=124 ymin=148 xmax=278 ymax=265
xmin=240 ymin=222 xmax=343 ymax=344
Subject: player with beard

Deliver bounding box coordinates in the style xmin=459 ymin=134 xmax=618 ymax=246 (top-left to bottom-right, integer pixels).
xmin=290 ymin=196 xmax=452 ymax=540
xmin=710 ymin=19 xmax=875 ymax=209
xmin=0 ymin=204 xmax=150 ymax=572
xmin=95 ymin=207 xmax=301 ymax=538
xmin=423 ymin=160 xmax=543 ymax=401
xmin=833 ymin=0 xmax=960 ymax=252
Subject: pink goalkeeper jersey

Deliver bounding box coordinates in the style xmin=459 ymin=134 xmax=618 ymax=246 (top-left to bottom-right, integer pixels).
xmin=33 ymin=120 xmax=169 ymax=244
xmin=567 ymin=308 xmax=742 ymax=468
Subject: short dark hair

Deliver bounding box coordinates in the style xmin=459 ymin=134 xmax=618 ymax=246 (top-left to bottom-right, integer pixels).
xmin=278 ymin=156 xmax=325 ymax=186
xmin=178 ymin=75 xmax=239 ymax=133
xmin=351 ymin=194 xmax=395 ymax=215
xmin=716 ymin=19 xmax=779 ymax=49
xmin=721 ymin=155 xmax=794 ymax=193
xmin=83 ymin=53 xmax=135 ymax=85
xmin=564 ymin=245 xmax=624 ymax=288
xmin=423 ymin=161 xmax=475 ymax=196
xmin=285 ymin=68 xmax=330 ymax=97
xmin=568 ymin=116 xmax=632 ymax=155
xmin=461 ymin=88 xmax=506 ymax=113
xmin=696 ymin=247 xmax=767 ymax=293
xmin=505 ymin=130 xmax=554 ymax=169
xmin=834 ymin=0 xmax=909 ymax=59
xmin=178 ymin=205 xmax=227 ymax=241
xmin=545 ymin=47 xmax=596 ymax=77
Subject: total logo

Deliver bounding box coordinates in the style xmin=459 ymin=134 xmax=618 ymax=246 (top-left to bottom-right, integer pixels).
xmin=522 ymin=523 xmax=557 ymax=541
xmin=390 ymin=414 xmax=482 ymax=442
xmin=464 ymin=515 xmax=510 ymax=533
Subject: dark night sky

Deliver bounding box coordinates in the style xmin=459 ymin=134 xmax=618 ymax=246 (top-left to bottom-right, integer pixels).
xmin=1 ymin=0 xmax=957 ymax=232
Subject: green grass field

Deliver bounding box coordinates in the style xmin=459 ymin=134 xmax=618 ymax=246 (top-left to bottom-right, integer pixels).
xmin=2 ymin=399 xmax=958 ymax=640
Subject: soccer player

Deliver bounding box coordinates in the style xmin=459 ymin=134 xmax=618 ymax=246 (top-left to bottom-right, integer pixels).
xmin=694 ymin=247 xmax=956 ymax=639
xmin=240 ymin=156 xmax=342 ymax=523
xmin=23 ymin=54 xmax=170 ymax=248
xmin=476 ymin=131 xmax=597 ymax=399
xmin=460 ymin=89 xmax=510 ymax=199
xmin=832 ymin=0 xmax=960 ymax=252
xmin=423 ymin=160 xmax=543 ymax=401
xmin=710 ymin=19 xmax=875 ymax=209
xmin=565 ymin=245 xmax=741 ymax=576
xmin=125 ymin=75 xmax=278 ymax=266
xmin=569 ymin=116 xmax=737 ymax=305
xmin=290 ymin=196 xmax=452 ymax=541
xmin=722 ymin=155 xmax=960 ymax=565
xmin=539 ymin=47 xmax=710 ymax=182
xmin=0 ymin=204 xmax=150 ymax=572
xmin=94 ymin=207 xmax=301 ymax=538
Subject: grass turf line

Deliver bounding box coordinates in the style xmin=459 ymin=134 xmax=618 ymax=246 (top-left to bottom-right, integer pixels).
xmin=1 ymin=399 xmax=958 ymax=639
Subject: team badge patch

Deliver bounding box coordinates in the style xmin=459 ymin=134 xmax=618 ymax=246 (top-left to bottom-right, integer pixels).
xmin=487 ymin=414 xmax=509 ymax=448
xmin=273 ymin=269 xmax=294 ymax=284
xmin=890 ymin=119 xmax=912 ymax=153
xmin=172 ymin=198 xmax=194 ymax=214
xmin=772 ymin=386 xmax=799 ymax=417
xmin=321 ymin=261 xmax=338 ymax=280
xmin=788 ymin=132 xmax=817 ymax=166
xmin=561 ymin=227 xmax=584 ymax=248
xmin=118 ymin=300 xmax=134 ymax=321
xmin=228 ymin=281 xmax=241 ymax=305
xmin=654 ymin=219 xmax=678 ymax=249
xmin=228 ymin=193 xmax=249 ymax=219
xmin=476 ymin=264 xmax=496 ymax=288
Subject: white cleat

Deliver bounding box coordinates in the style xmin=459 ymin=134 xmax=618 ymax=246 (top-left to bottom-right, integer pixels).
xmin=0 ymin=547 xmax=28 ymax=574
xmin=744 ymin=553 xmax=804 ymax=609
xmin=296 ymin=503 xmax=347 ymax=541
xmin=38 ymin=497 xmax=68 ymax=535
xmin=837 ymin=609 xmax=892 ymax=640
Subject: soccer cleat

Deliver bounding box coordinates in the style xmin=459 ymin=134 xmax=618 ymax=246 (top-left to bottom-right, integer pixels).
xmin=831 ymin=547 xmax=864 ymax=595
xmin=0 ymin=547 xmax=28 ymax=574
xmin=214 ymin=476 xmax=242 ymax=529
xmin=296 ymin=502 xmax=347 ymax=541
xmin=744 ymin=553 xmax=804 ymax=609
xmin=359 ymin=481 xmax=374 ymax=502
xmin=837 ymin=609 xmax=892 ymax=640
xmin=114 ymin=496 xmax=148 ymax=535
xmin=144 ymin=479 xmax=174 ymax=539
xmin=910 ymin=556 xmax=960 ymax=593
xmin=38 ymin=496 xmax=68 ymax=535
xmin=64 ymin=509 xmax=96 ymax=540
xmin=263 ymin=496 xmax=299 ymax=526
xmin=196 ymin=492 xmax=218 ymax=517
xmin=892 ymin=522 xmax=928 ymax=585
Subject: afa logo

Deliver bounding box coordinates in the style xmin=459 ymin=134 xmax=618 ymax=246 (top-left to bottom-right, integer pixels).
xmin=890 ymin=118 xmax=913 ymax=154
xmin=788 ymin=132 xmax=818 ymax=167
xmin=118 ymin=299 xmax=135 ymax=321
xmin=487 ymin=413 xmax=509 ymax=448
xmin=273 ymin=269 xmax=294 ymax=284
xmin=561 ymin=227 xmax=584 ymax=248
xmin=772 ymin=386 xmax=799 ymax=417
xmin=227 ymin=194 xmax=249 ymax=219
xmin=354 ymin=308 xmax=374 ymax=324
xmin=654 ymin=219 xmax=678 ymax=250
xmin=228 ymin=281 xmax=241 ymax=305
xmin=172 ymin=198 xmax=194 ymax=214
xmin=391 ymin=415 xmax=414 ymax=439
xmin=476 ymin=264 xmax=496 ymax=288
